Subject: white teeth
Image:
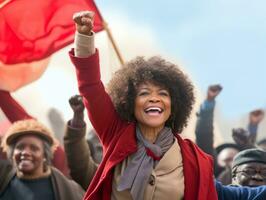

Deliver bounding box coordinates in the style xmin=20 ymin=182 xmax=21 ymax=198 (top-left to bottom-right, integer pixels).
xmin=20 ymin=159 xmax=32 ymax=162
xmin=20 ymin=157 xmax=32 ymax=161
xmin=145 ymin=107 xmax=162 ymax=113
xmin=20 ymin=160 xmax=32 ymax=165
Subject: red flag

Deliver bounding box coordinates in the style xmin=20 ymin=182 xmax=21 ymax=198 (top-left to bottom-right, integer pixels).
xmin=0 ymin=58 xmax=50 ymax=91
xmin=0 ymin=0 xmax=104 ymax=64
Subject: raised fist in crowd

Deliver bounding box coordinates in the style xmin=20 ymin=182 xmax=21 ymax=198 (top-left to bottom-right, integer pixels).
xmin=207 ymin=84 xmax=223 ymax=101
xmin=69 ymin=95 xmax=85 ymax=128
xmin=249 ymin=109 xmax=265 ymax=125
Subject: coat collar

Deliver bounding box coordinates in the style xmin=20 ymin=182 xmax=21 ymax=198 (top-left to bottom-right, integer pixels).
xmin=113 ymin=130 xmax=217 ymax=199
xmin=176 ymin=134 xmax=217 ymax=200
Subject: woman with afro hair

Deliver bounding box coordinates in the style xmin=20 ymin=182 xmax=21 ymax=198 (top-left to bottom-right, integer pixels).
xmin=69 ymin=11 xmax=217 ymax=200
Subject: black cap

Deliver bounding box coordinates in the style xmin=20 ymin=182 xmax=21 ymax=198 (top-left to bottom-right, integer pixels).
xmin=232 ymin=148 xmax=266 ymax=169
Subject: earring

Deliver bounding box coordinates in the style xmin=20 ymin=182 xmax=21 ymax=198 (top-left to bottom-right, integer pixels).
xmin=43 ymin=158 xmax=48 ymax=172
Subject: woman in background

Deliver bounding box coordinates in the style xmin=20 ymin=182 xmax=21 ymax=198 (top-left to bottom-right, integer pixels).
xmin=0 ymin=119 xmax=84 ymax=200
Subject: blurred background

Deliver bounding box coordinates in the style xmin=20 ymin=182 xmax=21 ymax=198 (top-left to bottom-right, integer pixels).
xmin=1 ymin=0 xmax=265 ymax=145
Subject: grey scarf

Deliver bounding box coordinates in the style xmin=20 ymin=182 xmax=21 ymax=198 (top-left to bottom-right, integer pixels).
xmin=117 ymin=126 xmax=174 ymax=200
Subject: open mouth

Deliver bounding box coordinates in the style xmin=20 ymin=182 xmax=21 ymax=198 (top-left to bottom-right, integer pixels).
xmin=19 ymin=156 xmax=33 ymax=165
xmin=20 ymin=159 xmax=33 ymax=164
xmin=144 ymin=107 xmax=163 ymax=114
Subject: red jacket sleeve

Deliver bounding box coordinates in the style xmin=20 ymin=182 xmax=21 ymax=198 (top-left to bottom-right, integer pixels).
xmin=69 ymin=49 xmax=127 ymax=149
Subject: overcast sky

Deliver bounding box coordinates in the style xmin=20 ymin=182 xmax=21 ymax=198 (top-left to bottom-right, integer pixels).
xmin=3 ymin=0 xmax=265 ymax=142
xmin=96 ymin=0 xmax=266 ymax=119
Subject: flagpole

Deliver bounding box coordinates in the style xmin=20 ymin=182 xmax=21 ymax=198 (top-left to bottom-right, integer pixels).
xmin=102 ymin=21 xmax=125 ymax=66
xmin=92 ymin=1 xmax=124 ymax=66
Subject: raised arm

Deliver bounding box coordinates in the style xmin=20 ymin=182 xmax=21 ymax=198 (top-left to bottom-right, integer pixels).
xmin=195 ymin=84 xmax=222 ymax=156
xmin=232 ymin=128 xmax=254 ymax=150
xmin=69 ymin=11 xmax=126 ymax=148
xmin=64 ymin=95 xmax=98 ymax=190
xmin=248 ymin=109 xmax=264 ymax=145
xmin=72 ymin=11 xmax=95 ymax=57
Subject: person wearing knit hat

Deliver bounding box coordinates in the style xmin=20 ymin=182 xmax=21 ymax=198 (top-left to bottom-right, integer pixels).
xmin=1 ymin=119 xmax=58 ymax=153
xmin=232 ymin=148 xmax=266 ymax=187
xmin=0 ymin=119 xmax=85 ymax=200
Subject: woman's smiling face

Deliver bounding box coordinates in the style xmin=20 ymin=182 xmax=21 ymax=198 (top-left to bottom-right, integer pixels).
xmin=134 ymin=82 xmax=171 ymax=130
xmin=13 ymin=135 xmax=45 ymax=177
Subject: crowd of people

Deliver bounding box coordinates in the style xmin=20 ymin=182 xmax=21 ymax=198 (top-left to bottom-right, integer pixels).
xmin=0 ymin=10 xmax=266 ymax=200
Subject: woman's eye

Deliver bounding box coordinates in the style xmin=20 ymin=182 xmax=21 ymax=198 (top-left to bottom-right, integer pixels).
xmin=159 ymin=91 xmax=169 ymax=96
xmin=30 ymin=146 xmax=39 ymax=151
xmin=15 ymin=145 xmax=24 ymax=150
xmin=138 ymin=91 xmax=149 ymax=96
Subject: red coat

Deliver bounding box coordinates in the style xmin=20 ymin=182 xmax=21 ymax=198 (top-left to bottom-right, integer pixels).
xmin=69 ymin=49 xmax=218 ymax=200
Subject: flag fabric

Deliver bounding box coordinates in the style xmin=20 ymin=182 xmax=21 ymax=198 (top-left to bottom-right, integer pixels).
xmin=0 ymin=119 xmax=11 ymax=138
xmin=0 ymin=0 xmax=104 ymax=91
xmin=0 ymin=0 xmax=104 ymax=64
xmin=0 ymin=58 xmax=50 ymax=91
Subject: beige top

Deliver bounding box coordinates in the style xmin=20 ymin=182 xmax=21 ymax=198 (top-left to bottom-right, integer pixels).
xmin=111 ymin=138 xmax=184 ymax=200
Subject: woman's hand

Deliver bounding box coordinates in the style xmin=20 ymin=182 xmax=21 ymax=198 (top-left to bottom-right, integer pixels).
xmin=73 ymin=11 xmax=94 ymax=36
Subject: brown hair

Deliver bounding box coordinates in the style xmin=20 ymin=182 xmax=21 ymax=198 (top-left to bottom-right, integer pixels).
xmin=107 ymin=56 xmax=195 ymax=133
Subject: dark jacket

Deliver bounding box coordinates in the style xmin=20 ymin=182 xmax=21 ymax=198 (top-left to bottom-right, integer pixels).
xmin=0 ymin=163 xmax=85 ymax=200
xmin=195 ymin=100 xmax=215 ymax=157
xmin=64 ymin=121 xmax=98 ymax=190
xmin=70 ymin=49 xmax=218 ymax=200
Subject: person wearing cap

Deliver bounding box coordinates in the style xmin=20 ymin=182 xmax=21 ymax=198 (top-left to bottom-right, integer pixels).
xmin=0 ymin=90 xmax=70 ymax=176
xmin=0 ymin=119 xmax=85 ymax=200
xmin=232 ymin=148 xmax=266 ymax=187
xmin=216 ymin=148 xmax=266 ymax=199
